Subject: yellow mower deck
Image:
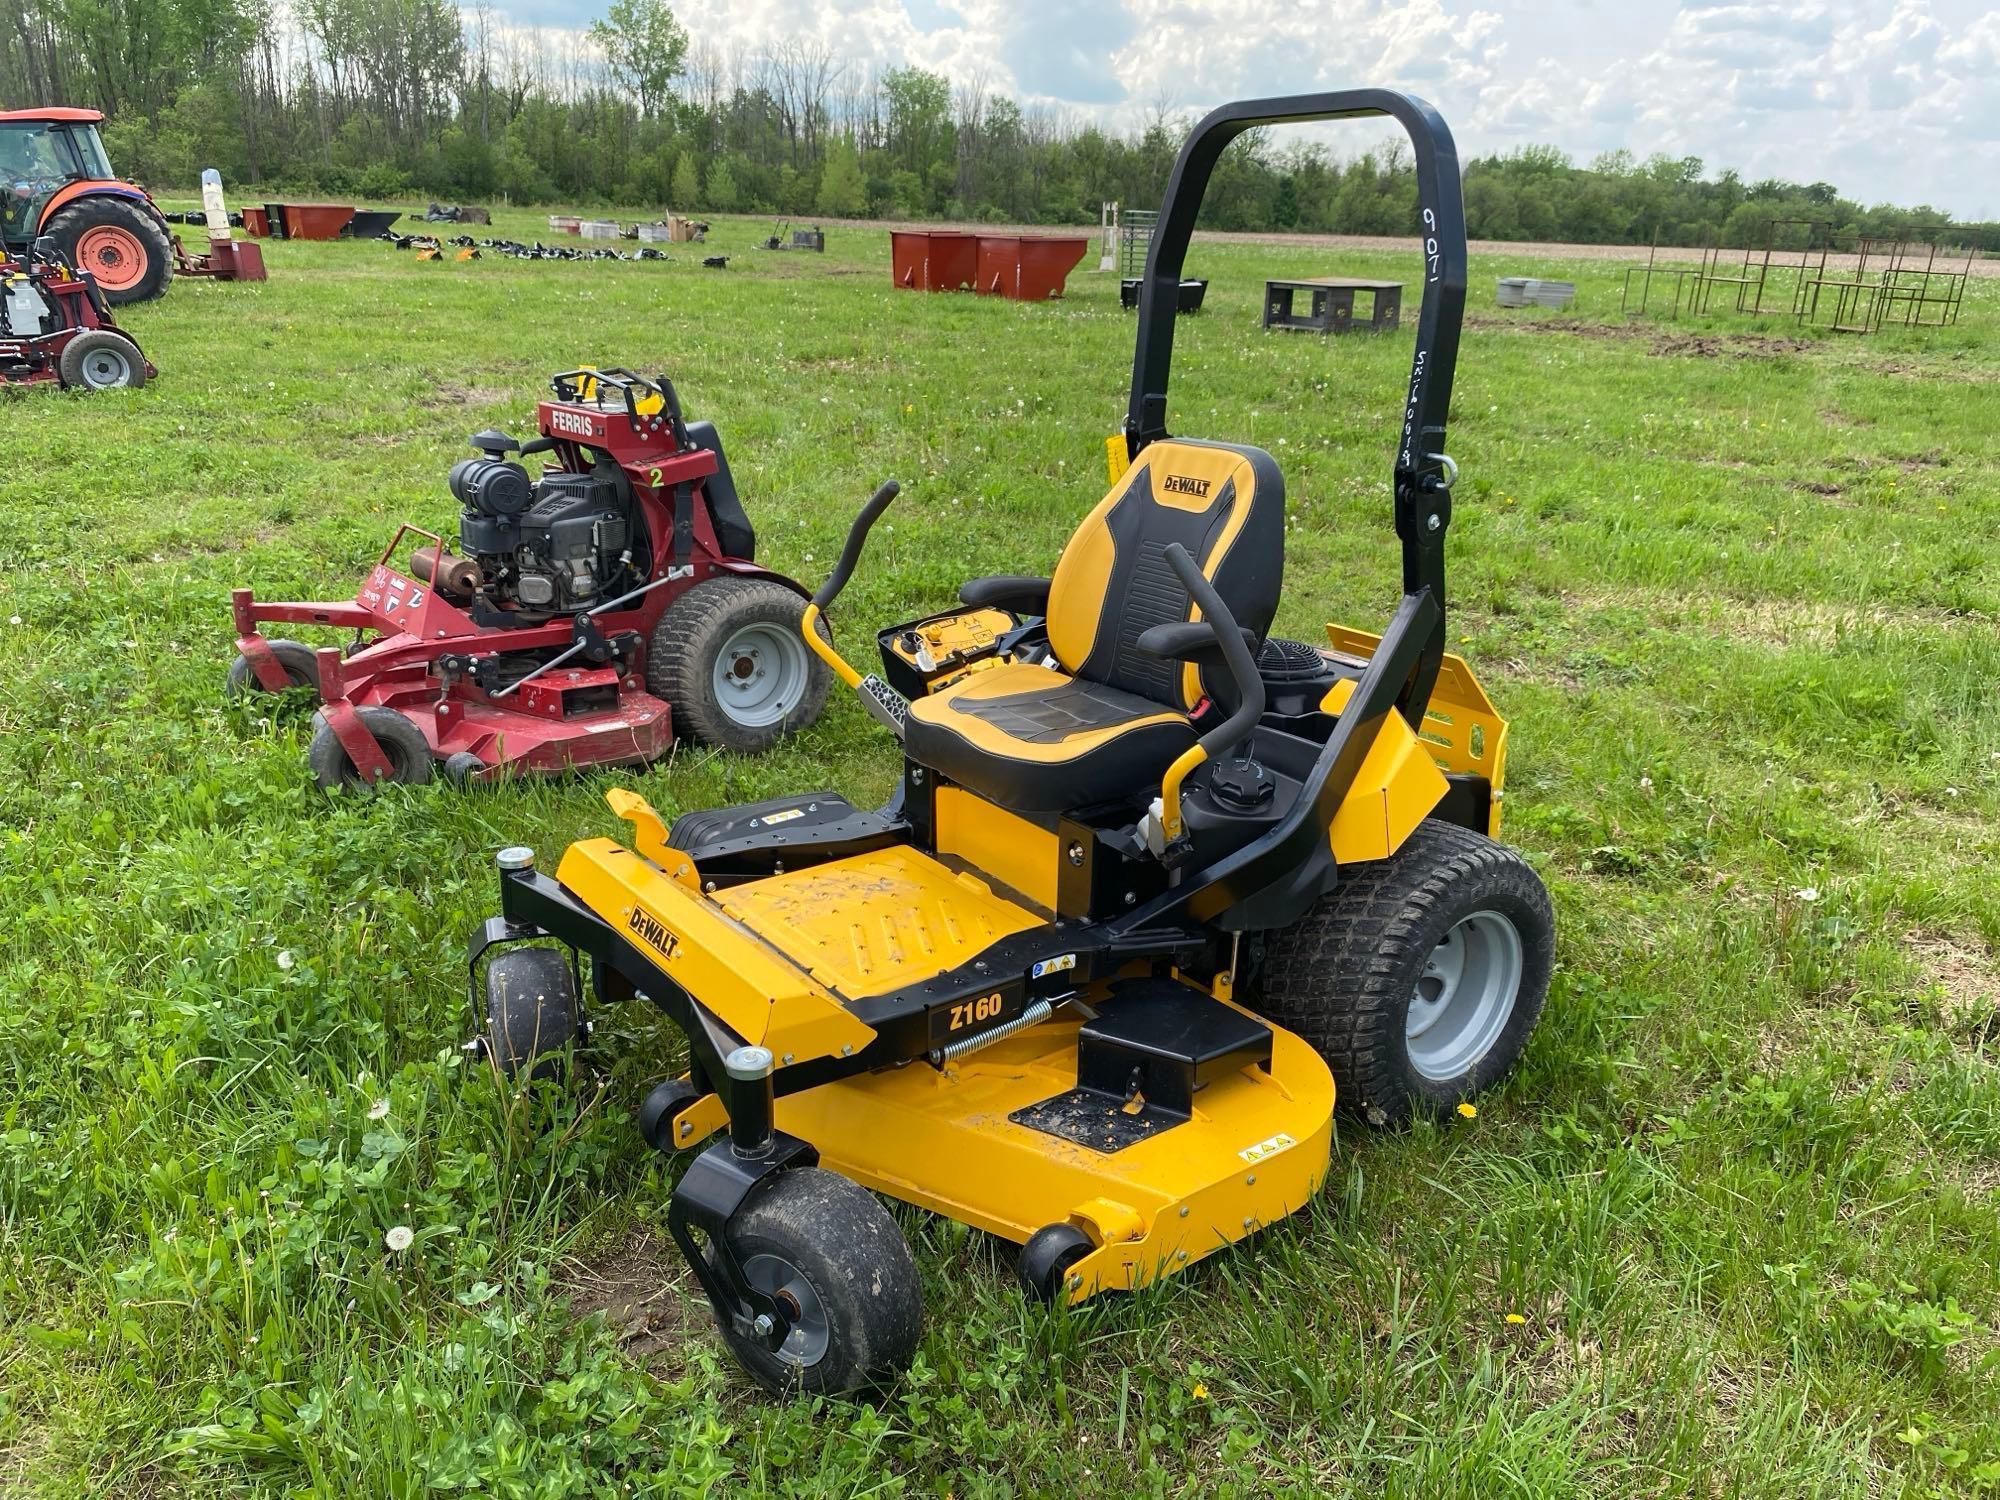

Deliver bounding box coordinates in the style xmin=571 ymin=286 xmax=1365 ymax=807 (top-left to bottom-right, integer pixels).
xmin=560 ymin=830 xmax=1337 ymax=1298
xmin=777 ymin=1015 xmax=1334 ymax=1301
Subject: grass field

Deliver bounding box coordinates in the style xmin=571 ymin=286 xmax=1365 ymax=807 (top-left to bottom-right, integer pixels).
xmin=2 ymin=202 xmax=1997 ymax=1497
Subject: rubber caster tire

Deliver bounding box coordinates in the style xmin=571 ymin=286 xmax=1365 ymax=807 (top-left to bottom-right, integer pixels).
xmin=1256 ymin=819 xmax=1555 ymax=1128
xmin=1017 ymin=1223 xmax=1094 ymax=1304
xmin=307 ymin=707 xmax=433 ymax=790
xmin=58 ymin=329 xmax=148 ymax=390
xmin=483 ymin=947 xmax=581 ymax=1080
xmin=442 ymin=751 xmax=487 ymax=786
xmin=638 ymin=1077 xmax=706 ymax=1152
xmin=45 ymin=196 xmax=174 ymax=304
xmin=226 ymin=639 xmax=320 ymax=697
xmin=647 ymin=578 xmax=829 ymax=754
xmin=713 ymin=1167 xmax=921 ymax=1397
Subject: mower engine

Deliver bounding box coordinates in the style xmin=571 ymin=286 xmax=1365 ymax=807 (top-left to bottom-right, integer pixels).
xmin=447 ymin=433 xmax=635 ymax=613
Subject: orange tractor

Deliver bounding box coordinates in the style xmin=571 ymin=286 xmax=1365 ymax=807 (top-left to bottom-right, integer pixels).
xmin=1 ymin=106 xmax=254 ymax=303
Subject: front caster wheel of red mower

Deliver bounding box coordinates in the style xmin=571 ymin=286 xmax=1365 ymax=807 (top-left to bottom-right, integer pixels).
xmin=226 ymin=640 xmax=321 ymax=698
xmin=442 ymin=751 xmax=488 ymax=786
xmin=712 ymin=1167 xmax=922 ymax=1398
xmin=648 ymin=578 xmax=830 ymax=754
xmin=307 ymin=707 xmax=433 ymax=790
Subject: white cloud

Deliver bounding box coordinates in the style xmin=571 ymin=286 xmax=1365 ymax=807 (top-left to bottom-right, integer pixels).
xmin=501 ymin=0 xmax=2000 ymax=216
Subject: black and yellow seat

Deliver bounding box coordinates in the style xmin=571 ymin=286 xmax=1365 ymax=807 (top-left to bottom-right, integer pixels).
xmin=905 ymin=439 xmax=1284 ymax=812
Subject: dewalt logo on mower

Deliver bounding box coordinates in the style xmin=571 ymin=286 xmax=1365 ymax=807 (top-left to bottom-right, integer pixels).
xmin=627 ymin=906 xmax=679 ymax=960
xmin=1162 ymin=474 xmax=1212 ymax=497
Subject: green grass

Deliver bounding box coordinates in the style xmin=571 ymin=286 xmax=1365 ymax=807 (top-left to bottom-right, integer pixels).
xmin=2 ymin=205 xmax=1997 ymax=1497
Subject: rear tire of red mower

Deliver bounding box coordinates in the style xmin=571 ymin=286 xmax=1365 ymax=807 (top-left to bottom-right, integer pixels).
xmin=307 ymin=707 xmax=433 ymax=790
xmin=226 ymin=640 xmax=320 ymax=697
xmin=44 ymin=197 xmax=175 ymax=305
xmin=57 ymin=330 xmax=147 ymax=391
xmin=646 ymin=578 xmax=829 ymax=754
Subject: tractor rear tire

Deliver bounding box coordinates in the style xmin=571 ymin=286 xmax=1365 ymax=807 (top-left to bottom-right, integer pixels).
xmin=226 ymin=639 xmax=320 ymax=697
xmin=307 ymin=707 xmax=433 ymax=790
xmin=45 ymin=197 xmax=174 ymax=304
xmin=713 ymin=1167 xmax=921 ymax=1397
xmin=1256 ymin=820 xmax=1554 ymax=1128
xmin=57 ymin=330 xmax=147 ymax=391
xmin=646 ymin=578 xmax=829 ymax=754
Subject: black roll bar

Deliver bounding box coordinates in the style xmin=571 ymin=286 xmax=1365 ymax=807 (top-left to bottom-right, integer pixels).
xmin=1123 ymin=90 xmax=1467 ymax=622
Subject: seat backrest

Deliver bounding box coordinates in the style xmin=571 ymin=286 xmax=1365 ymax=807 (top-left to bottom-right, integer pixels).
xmin=1046 ymin=439 xmax=1283 ymax=711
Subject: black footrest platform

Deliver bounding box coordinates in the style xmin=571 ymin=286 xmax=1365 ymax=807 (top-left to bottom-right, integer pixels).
xmin=667 ymin=791 xmax=899 ymax=877
xmin=1010 ymin=979 xmax=1273 ymax=1153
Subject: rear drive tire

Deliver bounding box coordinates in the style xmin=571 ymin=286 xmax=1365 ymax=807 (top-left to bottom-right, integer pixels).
xmin=1256 ymin=820 xmax=1554 ymax=1127
xmin=226 ymin=639 xmax=320 ymax=697
xmin=57 ymin=330 xmax=147 ymax=390
xmin=45 ymin=197 xmax=174 ymax=304
xmin=307 ymin=706 xmax=433 ymax=790
xmin=647 ymin=578 xmax=828 ymax=754
xmin=713 ymin=1167 xmax=921 ymax=1397
xmin=483 ymin=947 xmax=580 ymax=1080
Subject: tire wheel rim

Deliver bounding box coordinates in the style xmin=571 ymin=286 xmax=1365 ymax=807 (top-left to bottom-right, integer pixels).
xmin=74 ymin=226 xmax=147 ymax=292
xmin=78 ymin=344 xmax=133 ymax=389
xmin=1405 ymin=909 xmax=1524 ymax=1082
xmin=740 ymin=1253 xmax=830 ymax=1367
xmin=711 ymin=622 xmax=810 ymax=729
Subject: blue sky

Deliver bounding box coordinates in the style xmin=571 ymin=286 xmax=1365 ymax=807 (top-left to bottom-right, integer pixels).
xmin=497 ymin=0 xmax=1999 ymax=217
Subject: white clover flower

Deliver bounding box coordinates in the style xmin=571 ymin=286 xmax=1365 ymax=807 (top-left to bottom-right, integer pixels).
xmin=384 ymin=1226 xmax=414 ymax=1252
xmin=1793 ymin=887 xmax=1820 ymax=903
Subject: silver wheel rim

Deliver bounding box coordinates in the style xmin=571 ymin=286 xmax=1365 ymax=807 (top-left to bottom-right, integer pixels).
xmin=741 ymin=1252 xmax=830 ymax=1367
xmin=1405 ymin=909 xmax=1524 ymax=1082
xmin=712 ymin=622 xmax=810 ymax=729
xmin=80 ymin=346 xmax=132 ymax=389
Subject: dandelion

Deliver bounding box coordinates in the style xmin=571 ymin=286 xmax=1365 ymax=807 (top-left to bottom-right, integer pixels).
xmin=368 ymin=1099 xmax=391 ymax=1120
xmin=1505 ymin=1312 xmax=1526 ymax=1326
xmin=276 ymin=950 xmax=294 ymax=970
xmin=1793 ymin=887 xmax=1820 ymax=903
xmin=7 ymin=616 xmax=19 ymax=626
xmin=1192 ymin=1381 xmax=1210 ymax=1401
xmin=385 ymin=1225 xmax=414 ymax=1253
xmin=1456 ymin=1102 xmax=1478 ymax=1119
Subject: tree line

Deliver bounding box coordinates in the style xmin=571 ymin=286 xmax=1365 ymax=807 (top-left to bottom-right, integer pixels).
xmin=3 ymin=0 xmax=1991 ymax=250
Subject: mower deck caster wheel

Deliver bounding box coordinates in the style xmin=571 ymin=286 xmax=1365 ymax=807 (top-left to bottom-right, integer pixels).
xmin=443 ymin=751 xmax=487 ymax=786
xmin=714 ymin=1167 xmax=921 ymax=1397
xmin=483 ymin=947 xmax=581 ymax=1081
xmin=226 ymin=640 xmax=321 ymax=697
xmin=638 ymin=1077 xmax=706 ymax=1152
xmin=1018 ymin=1223 xmax=1094 ymax=1304
xmin=307 ymin=707 xmax=433 ymax=790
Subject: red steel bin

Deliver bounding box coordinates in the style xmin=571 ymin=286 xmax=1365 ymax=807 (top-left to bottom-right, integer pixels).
xmin=279 ymin=203 xmax=359 ymax=240
xmin=241 ymin=206 xmax=271 ymax=237
xmin=890 ymin=230 xmax=978 ymax=291
xmin=1012 ymin=236 xmax=1088 ymax=300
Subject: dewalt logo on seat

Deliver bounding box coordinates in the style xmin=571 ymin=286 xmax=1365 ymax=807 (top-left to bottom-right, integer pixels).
xmin=1162 ymin=474 xmax=1212 ymax=498
xmin=628 ymin=906 xmax=679 ymax=960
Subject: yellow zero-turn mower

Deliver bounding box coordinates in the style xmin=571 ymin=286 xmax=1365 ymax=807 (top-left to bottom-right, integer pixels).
xmin=469 ymin=89 xmax=1554 ymax=1396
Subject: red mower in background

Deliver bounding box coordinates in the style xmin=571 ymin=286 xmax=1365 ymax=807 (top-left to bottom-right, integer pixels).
xmin=227 ymin=369 xmax=831 ymax=788
xmin=0 ymin=236 xmax=153 ymax=389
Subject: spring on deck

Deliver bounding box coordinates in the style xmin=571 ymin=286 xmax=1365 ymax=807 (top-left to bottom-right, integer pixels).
xmin=929 ymin=998 xmax=1056 ymax=1066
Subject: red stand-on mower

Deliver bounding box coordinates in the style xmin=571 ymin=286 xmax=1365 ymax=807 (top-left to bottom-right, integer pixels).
xmin=1 ymin=236 xmax=153 ymax=390
xmin=228 ymin=369 xmax=830 ymax=788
